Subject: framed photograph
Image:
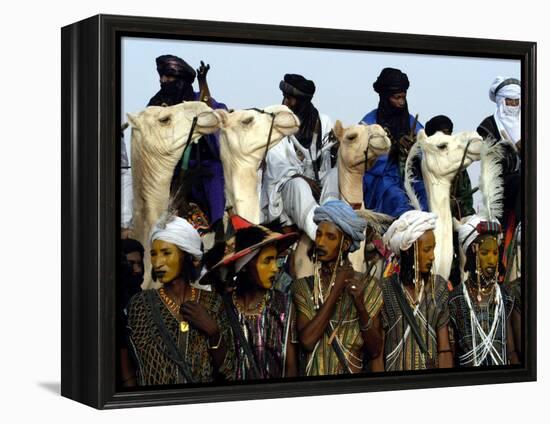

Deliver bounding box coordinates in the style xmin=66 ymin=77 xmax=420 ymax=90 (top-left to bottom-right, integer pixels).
xmin=61 ymin=14 xmax=536 ymax=409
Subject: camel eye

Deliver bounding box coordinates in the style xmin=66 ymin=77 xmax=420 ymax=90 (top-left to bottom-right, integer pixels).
xmin=437 ymin=143 xmax=448 ymax=150
xmin=158 ymin=115 xmax=171 ymax=124
xmin=346 ymin=133 xmax=358 ymax=142
xmin=241 ymin=116 xmax=254 ymax=125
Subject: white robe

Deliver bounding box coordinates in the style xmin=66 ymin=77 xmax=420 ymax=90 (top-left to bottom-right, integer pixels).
xmin=261 ymin=114 xmax=334 ymax=239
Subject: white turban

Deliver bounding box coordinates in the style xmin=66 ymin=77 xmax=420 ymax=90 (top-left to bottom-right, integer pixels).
xmin=457 ymin=215 xmax=483 ymax=255
xmin=150 ymin=215 xmax=203 ymax=259
xmin=489 ymin=76 xmax=521 ymax=143
xmin=383 ymin=210 xmax=437 ymax=255
xmin=457 ymin=215 xmax=501 ymax=255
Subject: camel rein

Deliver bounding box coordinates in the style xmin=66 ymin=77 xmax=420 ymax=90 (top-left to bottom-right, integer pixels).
xmin=246 ymin=108 xmax=276 ymax=186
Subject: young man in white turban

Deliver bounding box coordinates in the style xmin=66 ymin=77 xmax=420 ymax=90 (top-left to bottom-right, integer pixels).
xmin=292 ymin=200 xmax=384 ymax=376
xmin=449 ymin=216 xmax=520 ymax=367
xmin=371 ymin=210 xmax=453 ymax=372
xmin=478 ymin=76 xmax=521 ymax=145
xmin=125 ymin=214 xmax=235 ymax=386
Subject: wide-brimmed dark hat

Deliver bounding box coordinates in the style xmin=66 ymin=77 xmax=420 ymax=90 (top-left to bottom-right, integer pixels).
xmin=206 ymin=215 xmax=299 ymax=273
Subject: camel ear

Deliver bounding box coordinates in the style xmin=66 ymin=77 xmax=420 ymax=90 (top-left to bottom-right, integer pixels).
xmin=333 ymin=120 xmax=345 ymax=140
xmin=127 ymin=113 xmax=141 ymax=130
xmin=416 ymin=129 xmax=428 ymax=143
xmin=214 ymin=109 xmax=229 ymax=128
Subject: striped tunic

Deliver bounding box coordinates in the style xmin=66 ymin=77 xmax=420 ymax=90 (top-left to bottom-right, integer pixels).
xmin=380 ymin=274 xmax=450 ymax=371
xmin=233 ymin=290 xmax=294 ymax=380
xmin=292 ymin=272 xmax=383 ymax=376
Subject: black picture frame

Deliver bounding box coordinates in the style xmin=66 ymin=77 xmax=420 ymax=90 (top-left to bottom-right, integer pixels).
xmin=61 ymin=13 xmax=537 ymax=409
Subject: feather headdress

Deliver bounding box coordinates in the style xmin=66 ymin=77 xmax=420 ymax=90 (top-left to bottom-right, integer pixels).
xmin=403 ymin=139 xmax=424 ymax=211
xmin=457 ymin=138 xmax=505 ymax=256
xmin=478 ymin=139 xmax=505 ymax=222
xmin=355 ymin=209 xmax=393 ymax=235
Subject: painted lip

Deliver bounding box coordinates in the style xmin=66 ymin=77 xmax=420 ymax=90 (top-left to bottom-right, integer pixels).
xmin=155 ymin=270 xmax=166 ymax=278
xmin=485 ymin=267 xmax=496 ymax=275
xmin=316 ymin=249 xmax=328 ymax=257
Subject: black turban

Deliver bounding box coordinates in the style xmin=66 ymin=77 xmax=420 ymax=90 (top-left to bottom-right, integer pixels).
xmin=148 ymin=55 xmax=196 ymax=106
xmin=373 ymin=67 xmax=410 ymax=94
xmin=156 ymin=54 xmax=196 ymax=84
xmin=425 ymin=115 xmax=454 ymax=136
xmin=279 ymin=73 xmax=321 ymax=175
xmin=279 ymin=74 xmax=316 ymax=100
xmin=372 ymin=68 xmax=412 ymax=149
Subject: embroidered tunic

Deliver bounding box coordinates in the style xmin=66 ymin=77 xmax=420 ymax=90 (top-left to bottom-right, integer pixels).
xmin=127 ymin=288 xmax=236 ymax=386
xmin=380 ymin=274 xmax=450 ymax=371
xmin=232 ymin=290 xmax=295 ymax=380
xmin=449 ymin=283 xmax=514 ymax=367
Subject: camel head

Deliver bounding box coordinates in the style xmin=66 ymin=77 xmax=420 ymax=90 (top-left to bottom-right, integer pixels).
xmin=127 ymin=101 xmax=219 ymax=156
xmin=209 ymin=105 xmax=299 ymax=223
xmin=417 ymin=129 xmax=483 ymax=182
xmin=334 ymin=121 xmax=391 ymax=173
xmin=214 ymin=105 xmax=300 ymax=167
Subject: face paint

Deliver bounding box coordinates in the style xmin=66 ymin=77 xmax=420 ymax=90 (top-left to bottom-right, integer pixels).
xmin=477 ymin=236 xmax=499 ymax=279
xmin=315 ymin=221 xmax=346 ymax=263
xmin=253 ymin=245 xmax=279 ymax=289
xmin=416 ymin=230 xmax=436 ymax=275
xmin=150 ymin=239 xmax=185 ymax=284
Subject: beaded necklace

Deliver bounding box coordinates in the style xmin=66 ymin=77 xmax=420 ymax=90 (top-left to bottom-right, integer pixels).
xmin=232 ymin=290 xmax=267 ymax=317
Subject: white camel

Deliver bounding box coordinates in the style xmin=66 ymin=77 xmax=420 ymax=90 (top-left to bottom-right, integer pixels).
xmin=405 ymin=129 xmax=483 ymax=280
xmin=210 ymin=105 xmax=301 ymax=224
xmin=318 ymin=121 xmax=392 ymax=273
xmin=322 ymin=121 xmax=391 ymax=205
xmin=127 ymin=102 xmax=220 ymax=288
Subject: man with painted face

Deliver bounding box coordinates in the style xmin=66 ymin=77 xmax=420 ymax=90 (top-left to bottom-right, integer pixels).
xmin=450 ymin=216 xmax=520 ymax=366
xmin=205 ymin=215 xmax=300 ymax=380
xmin=372 ymin=210 xmax=453 ymax=371
xmin=126 ymin=214 xmax=235 ymax=385
xmin=292 ymin=200 xmax=384 ymax=376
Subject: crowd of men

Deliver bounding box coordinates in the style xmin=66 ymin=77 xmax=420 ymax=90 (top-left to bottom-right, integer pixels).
xmin=118 ymin=54 xmax=522 ymax=387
